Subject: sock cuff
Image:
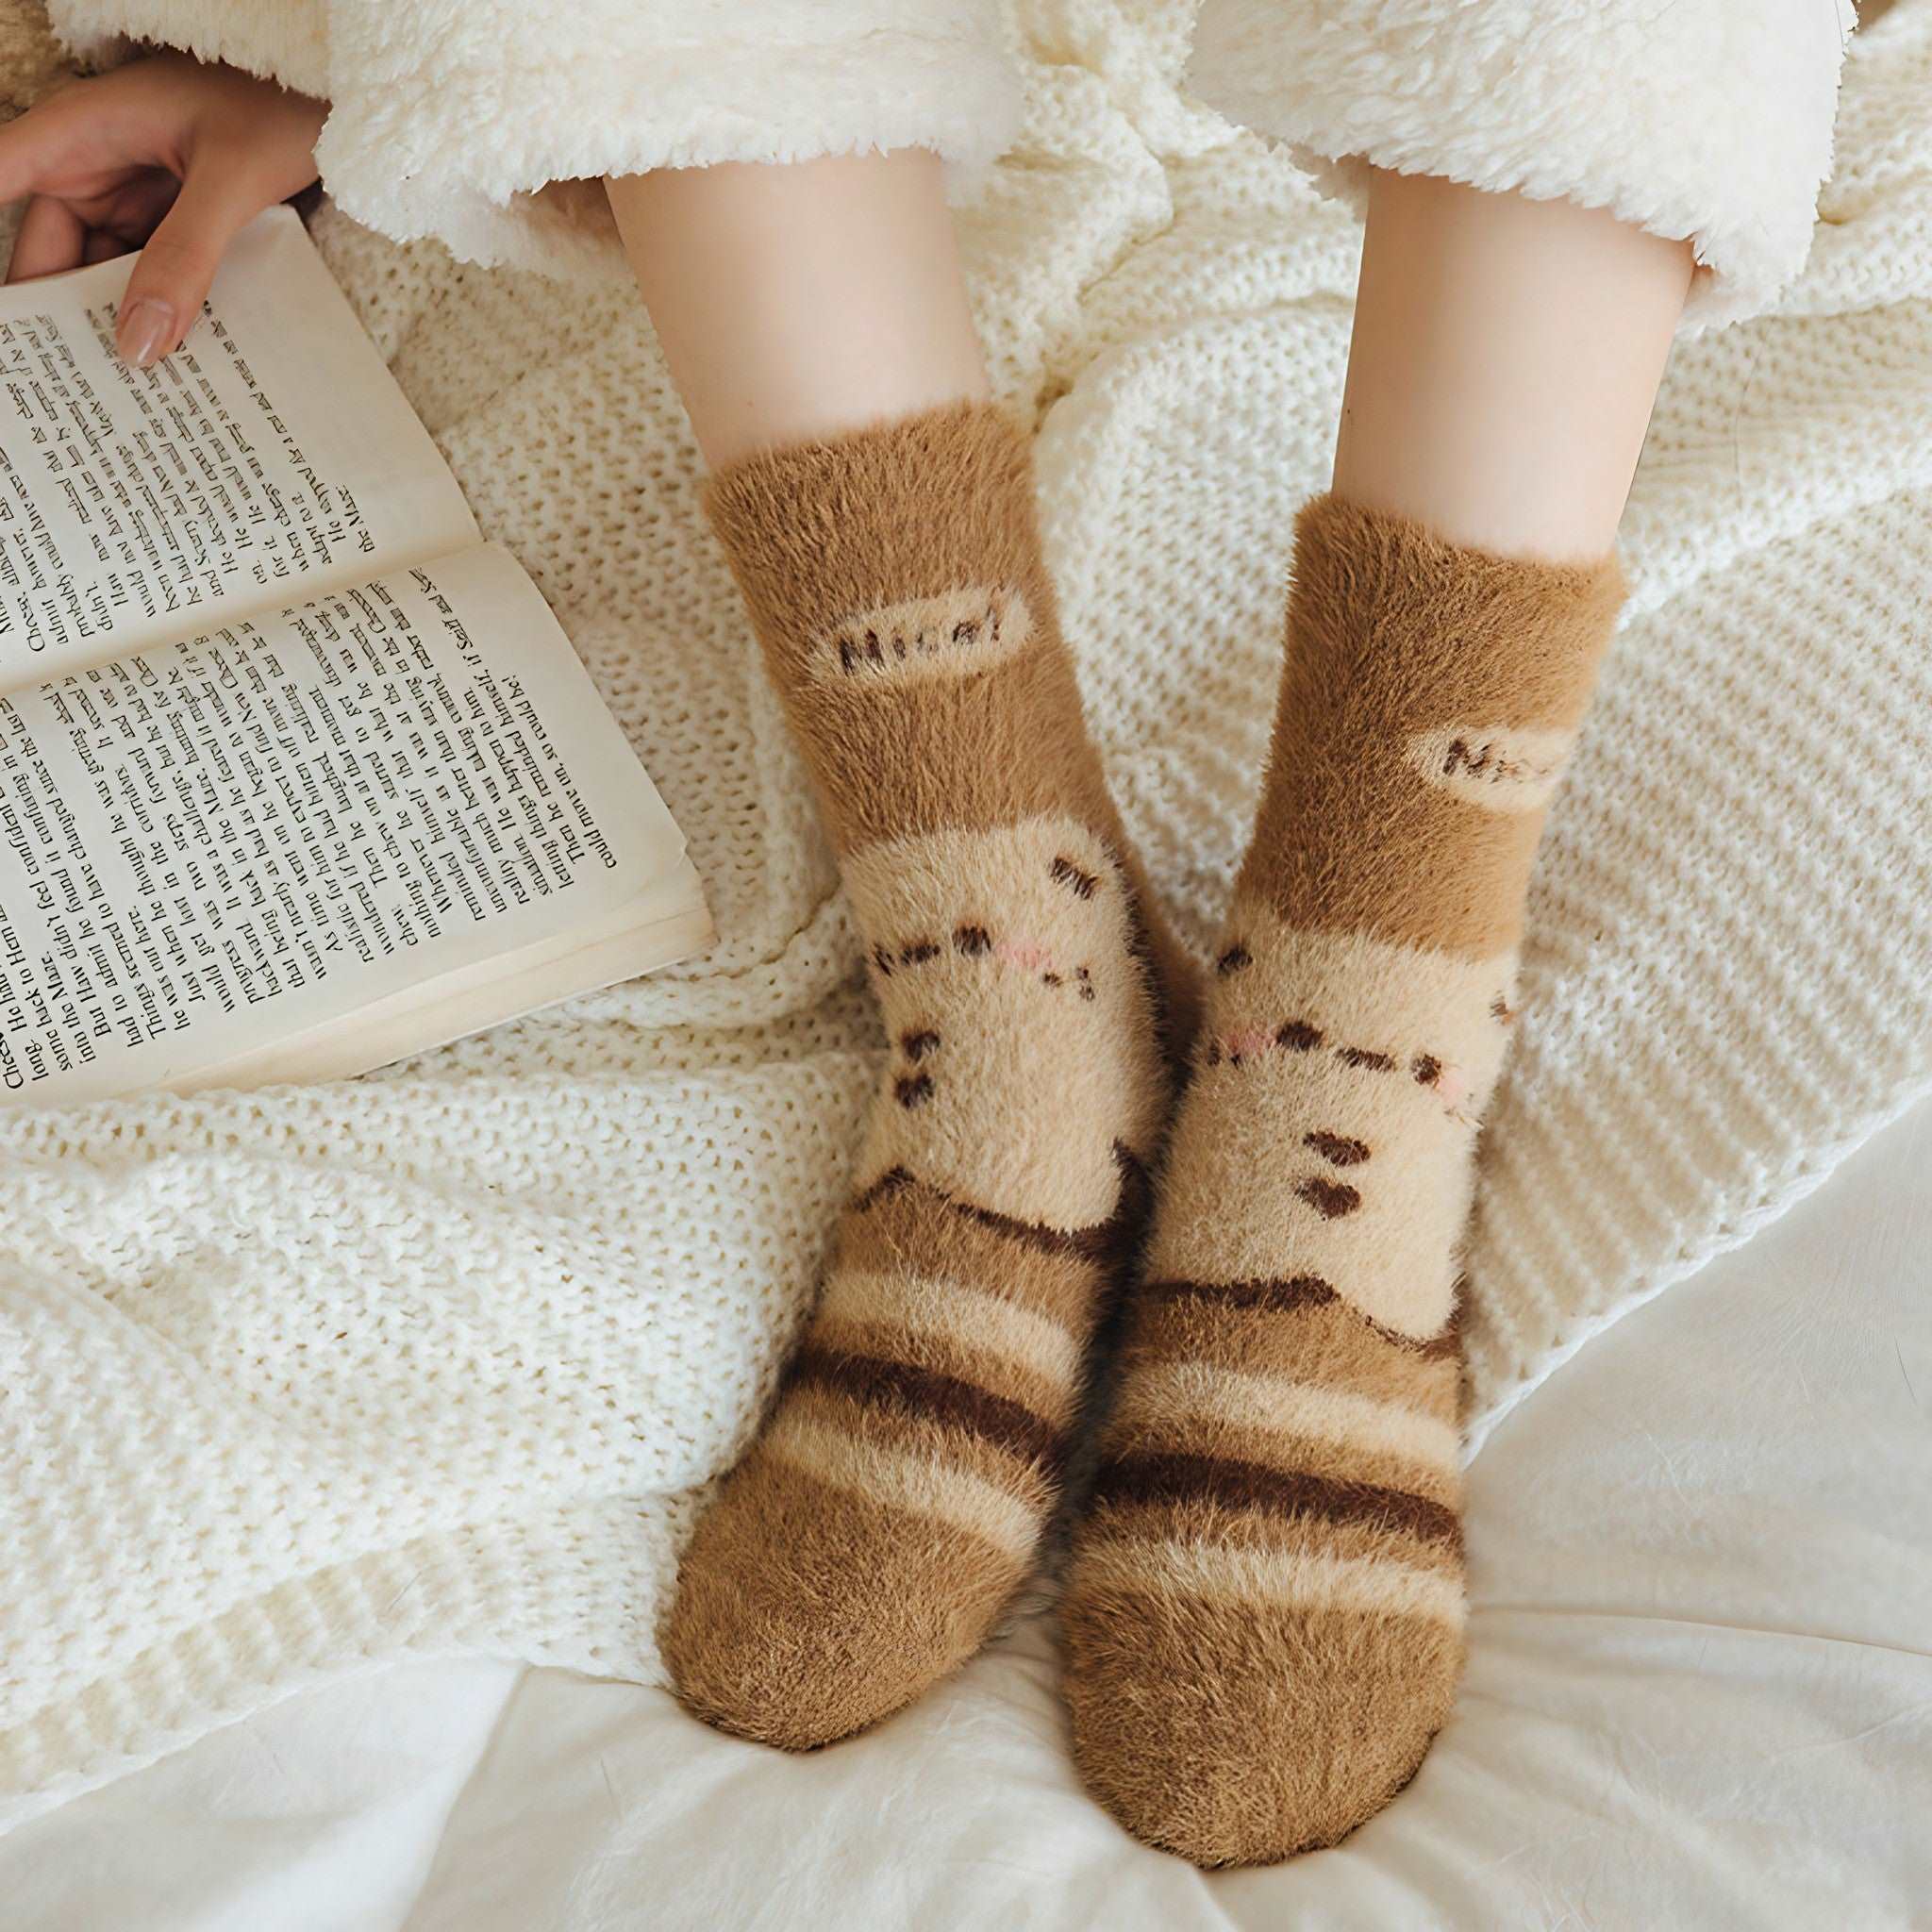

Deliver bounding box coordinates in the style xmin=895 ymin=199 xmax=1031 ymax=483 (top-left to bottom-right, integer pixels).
xmin=1293 ymin=492 xmax=1626 ymax=604
xmin=704 ymin=399 xmax=1033 ymax=516
xmin=1241 ymin=495 xmax=1629 ymax=959
xmin=703 ymin=401 xmax=1050 ymax=683
xmin=1288 ymin=494 xmax=1627 ymax=725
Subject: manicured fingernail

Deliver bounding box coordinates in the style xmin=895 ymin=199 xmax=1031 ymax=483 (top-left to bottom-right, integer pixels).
xmin=118 ymin=297 xmax=173 ymax=368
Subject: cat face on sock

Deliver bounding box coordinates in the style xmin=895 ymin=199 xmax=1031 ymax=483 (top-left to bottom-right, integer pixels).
xmin=1153 ymin=904 xmax=1517 ymax=1339
xmin=843 ymin=815 xmax=1163 ymax=1234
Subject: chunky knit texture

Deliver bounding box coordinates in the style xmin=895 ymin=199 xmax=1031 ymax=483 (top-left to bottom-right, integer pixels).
xmin=1062 ymin=503 xmax=1623 ymax=1866
xmin=4 ymin=0 xmax=1929 ymax=1827
xmin=661 ymin=407 xmax=1192 ymax=1745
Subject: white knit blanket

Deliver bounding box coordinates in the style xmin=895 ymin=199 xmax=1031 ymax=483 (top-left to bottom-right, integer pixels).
xmin=5 ymin=0 xmax=1931 ymax=1822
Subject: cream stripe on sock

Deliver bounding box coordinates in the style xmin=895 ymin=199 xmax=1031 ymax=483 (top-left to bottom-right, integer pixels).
xmin=1110 ymin=1359 xmax=1461 ymax=1472
xmin=763 ymin=1411 xmax=1040 ymax=1559
xmin=819 ymin=1269 xmax=1084 ymax=1388
xmin=1074 ymin=1536 xmax=1468 ymax=1628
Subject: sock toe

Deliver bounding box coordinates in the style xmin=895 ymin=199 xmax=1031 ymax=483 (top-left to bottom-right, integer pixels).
xmin=1062 ymin=1584 xmax=1461 ymax=1866
xmin=663 ymin=1454 xmax=1026 ymax=1750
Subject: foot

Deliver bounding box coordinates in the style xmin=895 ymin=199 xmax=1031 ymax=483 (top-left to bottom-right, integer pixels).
xmin=1059 ymin=496 xmax=1623 ymax=1863
xmin=662 ymin=405 xmax=1196 ymax=1748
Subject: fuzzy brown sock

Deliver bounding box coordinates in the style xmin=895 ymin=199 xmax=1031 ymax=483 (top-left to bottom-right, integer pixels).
xmin=661 ymin=402 xmax=1198 ymax=1749
xmin=1059 ymin=496 xmax=1624 ymax=1866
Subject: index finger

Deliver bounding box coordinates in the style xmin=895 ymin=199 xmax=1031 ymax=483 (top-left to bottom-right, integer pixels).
xmin=0 ymin=86 xmax=87 ymax=208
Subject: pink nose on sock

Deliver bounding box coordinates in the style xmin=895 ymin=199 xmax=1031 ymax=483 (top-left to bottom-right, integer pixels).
xmin=997 ymin=939 xmax=1054 ymax=973
xmin=1435 ymin=1063 xmax=1470 ymax=1108
xmin=1225 ymin=1029 xmax=1274 ymax=1059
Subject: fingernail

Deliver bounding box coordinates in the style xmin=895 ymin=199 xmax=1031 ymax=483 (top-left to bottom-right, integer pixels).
xmin=118 ymin=297 xmax=174 ymax=369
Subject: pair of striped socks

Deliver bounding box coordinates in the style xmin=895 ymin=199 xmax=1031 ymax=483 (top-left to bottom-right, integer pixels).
xmin=662 ymin=403 xmax=1621 ymax=1866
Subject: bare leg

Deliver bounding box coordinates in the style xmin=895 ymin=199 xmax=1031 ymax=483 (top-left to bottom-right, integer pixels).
xmin=1062 ymin=178 xmax=1692 ymax=1868
xmin=606 ymin=153 xmax=987 ymax=467
xmin=1334 ymin=171 xmax=1693 ymax=561
xmin=616 ymin=153 xmax=1198 ymax=1749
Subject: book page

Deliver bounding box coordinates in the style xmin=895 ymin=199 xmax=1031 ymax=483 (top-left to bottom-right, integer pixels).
xmin=0 ymin=206 xmax=475 ymax=687
xmin=0 ymin=544 xmax=689 ymax=1107
xmin=195 ymin=857 xmax=711 ymax=1093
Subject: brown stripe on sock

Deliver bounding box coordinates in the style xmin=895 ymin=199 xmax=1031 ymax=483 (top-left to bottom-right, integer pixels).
xmin=955 ymin=1140 xmax=1153 ymax=1266
xmin=851 ymin=1141 xmax=1152 ymax=1271
xmin=849 ymin=1166 xmax=916 ymax=1214
xmin=835 ymin=1173 xmax=1104 ymax=1335
xmin=1106 ymin=1414 xmax=1461 ymax=1513
xmin=886 ymin=1178 xmax=1122 ymax=1261
xmin=1102 ymin=1357 xmax=1460 ymax=1470
xmin=953 ymin=1197 xmax=1111 ymax=1262
xmin=810 ymin=1307 xmax=1075 ymax=1431
xmin=1102 ymin=1375 xmax=1461 ymax=1510
xmin=1071 ymin=1537 xmax=1466 ymax=1633
xmin=1125 ymin=1292 xmax=1460 ymax=1420
xmin=1081 ymin=1491 xmax=1466 ymax=1580
xmin=1091 ymin=1450 xmax=1462 ymax=1553
xmin=782 ymin=1380 xmax=1058 ymax=1516
xmin=741 ymin=1416 xmax=1041 ymax=1562
xmin=1142 ymin=1274 xmax=1339 ymax=1316
xmin=1140 ymin=1277 xmax=1457 ymax=1357
xmin=790 ymin=1345 xmax=1066 ymax=1473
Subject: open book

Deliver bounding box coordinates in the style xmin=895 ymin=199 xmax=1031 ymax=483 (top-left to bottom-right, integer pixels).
xmin=0 ymin=207 xmax=711 ymax=1108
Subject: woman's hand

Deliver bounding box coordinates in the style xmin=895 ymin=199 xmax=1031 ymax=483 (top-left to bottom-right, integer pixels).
xmin=0 ymin=54 xmax=325 ymax=366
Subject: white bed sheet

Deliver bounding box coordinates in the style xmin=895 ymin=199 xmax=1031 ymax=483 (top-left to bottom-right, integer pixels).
xmin=12 ymin=1097 xmax=1932 ymax=1931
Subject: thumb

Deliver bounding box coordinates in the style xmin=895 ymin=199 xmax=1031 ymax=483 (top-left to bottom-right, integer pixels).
xmin=114 ymin=160 xmax=263 ymax=368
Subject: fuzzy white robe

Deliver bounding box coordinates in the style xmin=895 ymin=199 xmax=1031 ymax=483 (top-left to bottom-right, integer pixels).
xmin=1189 ymin=0 xmax=1857 ymax=326
xmin=48 ymin=0 xmax=1849 ymax=317
xmin=45 ymin=0 xmax=1025 ymax=274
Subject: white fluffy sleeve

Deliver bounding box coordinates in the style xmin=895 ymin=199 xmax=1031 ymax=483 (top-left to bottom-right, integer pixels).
xmin=44 ymin=0 xmax=1022 ymax=277
xmin=1187 ymin=0 xmax=1857 ymax=328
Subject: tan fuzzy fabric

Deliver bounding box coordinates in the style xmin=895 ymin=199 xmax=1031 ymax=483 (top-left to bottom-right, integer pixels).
xmin=1244 ymin=496 xmax=1624 ymax=959
xmin=661 ymin=404 xmax=1196 ymax=1749
xmin=1061 ymin=499 xmax=1623 ymax=1867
